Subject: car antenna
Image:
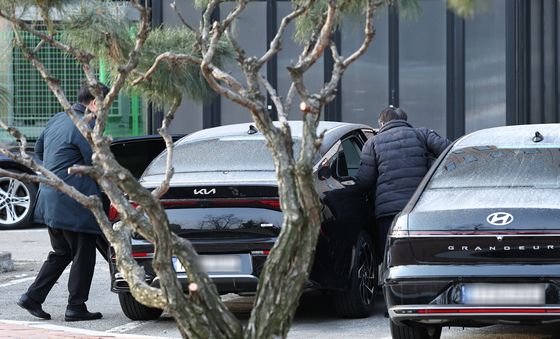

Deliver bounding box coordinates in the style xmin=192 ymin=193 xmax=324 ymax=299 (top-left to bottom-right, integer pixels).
xmin=532 ymin=131 xmax=543 ymax=143
xmin=247 ymin=124 xmax=258 ymax=135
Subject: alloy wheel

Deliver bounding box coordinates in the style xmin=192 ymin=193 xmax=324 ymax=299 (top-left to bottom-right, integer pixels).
xmin=0 ymin=177 xmax=32 ymax=226
xmin=357 ymin=241 xmax=376 ymax=305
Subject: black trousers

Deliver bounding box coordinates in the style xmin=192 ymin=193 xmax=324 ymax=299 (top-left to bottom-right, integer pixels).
xmin=26 ymin=228 xmax=98 ymax=309
xmin=376 ymin=214 xmax=396 ymax=259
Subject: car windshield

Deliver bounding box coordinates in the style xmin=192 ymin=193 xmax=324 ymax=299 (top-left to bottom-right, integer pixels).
xmin=145 ymin=136 xmax=301 ymax=174
xmin=416 ymin=146 xmax=560 ymax=211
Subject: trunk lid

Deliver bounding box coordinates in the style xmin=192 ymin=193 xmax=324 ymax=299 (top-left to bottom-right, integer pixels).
xmin=407 ymin=208 xmax=560 ymax=264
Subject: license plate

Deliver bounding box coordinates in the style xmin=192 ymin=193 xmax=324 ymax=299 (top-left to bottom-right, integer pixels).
xmin=461 ymin=283 xmax=545 ymax=305
xmin=173 ymin=254 xmax=244 ymax=274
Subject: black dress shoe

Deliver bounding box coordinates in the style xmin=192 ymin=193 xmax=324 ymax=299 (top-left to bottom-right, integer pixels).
xmin=65 ymin=308 xmax=103 ymax=322
xmin=17 ymin=294 xmax=51 ymax=320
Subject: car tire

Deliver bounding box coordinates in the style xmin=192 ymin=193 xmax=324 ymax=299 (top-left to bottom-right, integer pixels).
xmin=390 ymin=320 xmax=442 ymax=339
xmin=118 ymin=292 xmax=163 ymax=320
xmin=0 ymin=170 xmax=37 ymax=230
xmin=333 ymin=231 xmax=377 ymax=318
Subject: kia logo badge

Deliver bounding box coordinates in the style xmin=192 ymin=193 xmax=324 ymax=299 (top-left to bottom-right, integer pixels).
xmin=486 ymin=212 xmax=514 ymax=226
xmin=194 ymin=188 xmax=216 ymax=195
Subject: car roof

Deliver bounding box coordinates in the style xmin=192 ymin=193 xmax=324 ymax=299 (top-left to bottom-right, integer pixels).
xmin=177 ymin=121 xmax=372 ymax=152
xmin=454 ymin=123 xmax=560 ymax=149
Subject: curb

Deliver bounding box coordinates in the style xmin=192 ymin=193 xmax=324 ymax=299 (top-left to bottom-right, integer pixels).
xmin=0 ymin=251 xmax=14 ymax=272
xmin=0 ymin=319 xmax=174 ymax=338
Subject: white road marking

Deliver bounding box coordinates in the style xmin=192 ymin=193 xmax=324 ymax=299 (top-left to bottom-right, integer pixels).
xmin=0 ymin=276 xmax=36 ymax=288
xmin=106 ymin=320 xmax=153 ymax=333
xmin=0 ymin=319 xmax=164 ymax=338
xmin=3 ymin=228 xmax=46 ymax=233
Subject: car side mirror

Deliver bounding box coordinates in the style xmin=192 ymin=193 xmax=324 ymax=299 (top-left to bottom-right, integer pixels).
xmin=317 ymin=165 xmax=331 ymax=180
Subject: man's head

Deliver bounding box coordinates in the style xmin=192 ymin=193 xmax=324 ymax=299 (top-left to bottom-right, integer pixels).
xmin=378 ymin=105 xmax=408 ymax=127
xmin=77 ymin=83 xmax=110 ymax=113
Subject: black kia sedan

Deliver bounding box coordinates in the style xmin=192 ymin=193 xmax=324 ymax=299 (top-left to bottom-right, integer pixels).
xmin=383 ymin=124 xmax=560 ymax=339
xmin=109 ymin=121 xmax=379 ymax=320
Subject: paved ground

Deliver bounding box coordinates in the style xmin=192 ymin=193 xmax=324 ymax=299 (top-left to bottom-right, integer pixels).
xmin=0 ymin=320 xmax=163 ymax=338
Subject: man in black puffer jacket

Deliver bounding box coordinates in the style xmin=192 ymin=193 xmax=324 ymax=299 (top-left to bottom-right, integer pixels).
xmin=354 ymin=106 xmax=451 ymax=255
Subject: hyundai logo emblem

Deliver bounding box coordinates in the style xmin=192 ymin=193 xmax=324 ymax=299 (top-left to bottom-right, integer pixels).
xmin=486 ymin=212 xmax=514 ymax=226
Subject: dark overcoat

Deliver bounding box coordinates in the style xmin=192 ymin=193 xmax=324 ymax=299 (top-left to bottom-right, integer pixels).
xmin=33 ymin=103 xmax=102 ymax=234
xmin=355 ymin=120 xmax=451 ymax=218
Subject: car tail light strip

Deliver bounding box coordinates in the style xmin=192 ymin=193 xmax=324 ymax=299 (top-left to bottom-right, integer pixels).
xmin=393 ymin=307 xmax=560 ymax=315
xmin=161 ymin=199 xmax=281 ymax=210
xmin=391 ymin=230 xmax=560 ymax=238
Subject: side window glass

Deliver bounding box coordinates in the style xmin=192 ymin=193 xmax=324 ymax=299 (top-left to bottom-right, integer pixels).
xmin=341 ymin=138 xmax=362 ymax=177
xmin=334 ymin=147 xmax=349 ymax=177
xmin=362 ymin=129 xmax=375 ymax=141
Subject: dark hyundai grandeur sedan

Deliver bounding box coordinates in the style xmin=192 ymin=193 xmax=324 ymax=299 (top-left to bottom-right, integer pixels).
xmin=384 ymin=124 xmax=560 ymax=339
xmin=109 ymin=121 xmax=379 ymax=321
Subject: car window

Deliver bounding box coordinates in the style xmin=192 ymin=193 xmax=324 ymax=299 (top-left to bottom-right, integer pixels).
xmin=145 ymin=137 xmax=301 ymax=175
xmin=341 ymin=138 xmax=363 ymax=177
xmin=328 ymin=137 xmax=363 ymax=179
xmin=111 ymin=138 xmax=170 ymax=179
xmin=416 ymin=146 xmax=560 ymax=210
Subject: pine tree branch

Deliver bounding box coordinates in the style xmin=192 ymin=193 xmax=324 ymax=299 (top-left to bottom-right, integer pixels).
xmin=170 ymin=1 xmax=197 ymax=32
xmin=321 ymin=0 xmax=380 ymax=101
xmin=151 ymin=97 xmax=180 ymax=199
xmin=201 ymin=23 xmax=259 ymax=112
xmin=98 ymin=0 xmax=151 ymax=134
xmin=292 ymin=0 xmax=336 ymax=74
xmin=131 ymin=52 xmax=203 ymax=85
xmin=225 ymin=26 xmax=246 ymax=65
xmin=284 ymin=82 xmax=297 ymax=116
xmin=258 ymin=73 xmax=287 ymax=124
xmin=257 ymin=0 xmax=316 ymax=68
xmin=10 ymin=29 xmax=92 ymax=140
xmin=202 ymin=0 xmax=220 ymax=43
xmin=0 ymin=9 xmax=94 ymax=64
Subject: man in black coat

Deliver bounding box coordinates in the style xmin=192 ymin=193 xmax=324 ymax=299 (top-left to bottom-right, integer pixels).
xmin=17 ymin=84 xmax=109 ymax=322
xmin=354 ymin=106 xmax=451 ymax=255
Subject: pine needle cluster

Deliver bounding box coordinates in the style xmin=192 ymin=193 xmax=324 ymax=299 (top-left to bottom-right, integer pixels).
xmin=58 ymin=1 xmax=233 ymax=107
xmin=135 ymin=27 xmax=233 ymax=108
xmin=447 ymin=0 xmax=488 ymax=18
xmin=61 ymin=2 xmax=133 ymax=63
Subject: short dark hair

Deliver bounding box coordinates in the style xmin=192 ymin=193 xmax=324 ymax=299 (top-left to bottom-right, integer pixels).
xmin=77 ymin=83 xmax=110 ymax=105
xmin=379 ymin=105 xmax=408 ymax=124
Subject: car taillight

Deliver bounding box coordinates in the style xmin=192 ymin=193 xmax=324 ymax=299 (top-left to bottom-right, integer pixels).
xmin=108 ymin=201 xmax=139 ymax=222
xmin=132 ymin=251 xmax=153 ymax=258
xmin=161 ymin=199 xmax=281 ymax=210
xmin=108 ymin=204 xmax=119 ymax=222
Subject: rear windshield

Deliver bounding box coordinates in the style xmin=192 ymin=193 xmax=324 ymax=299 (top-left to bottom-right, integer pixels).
xmin=430 ymin=146 xmax=560 ymax=189
xmin=145 ymin=136 xmax=300 ymax=175
xmin=416 ymin=146 xmax=560 ymax=210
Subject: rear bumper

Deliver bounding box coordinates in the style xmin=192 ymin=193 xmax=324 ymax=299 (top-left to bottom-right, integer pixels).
xmin=384 ymin=264 xmax=560 ymax=327
xmin=389 ymin=305 xmax=560 ymax=326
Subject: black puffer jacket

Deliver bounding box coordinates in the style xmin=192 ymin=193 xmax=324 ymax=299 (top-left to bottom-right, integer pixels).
xmin=355 ymin=120 xmax=451 ymax=218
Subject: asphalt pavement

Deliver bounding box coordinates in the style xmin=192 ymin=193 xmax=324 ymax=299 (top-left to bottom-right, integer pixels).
xmin=2 ymin=228 xmax=560 ymax=339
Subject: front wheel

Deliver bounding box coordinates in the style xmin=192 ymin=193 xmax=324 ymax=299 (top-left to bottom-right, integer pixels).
xmin=0 ymin=171 xmax=37 ymax=230
xmin=333 ymin=231 xmax=377 ymax=318
xmin=118 ymin=292 xmax=163 ymax=320
xmin=390 ymin=320 xmax=442 ymax=339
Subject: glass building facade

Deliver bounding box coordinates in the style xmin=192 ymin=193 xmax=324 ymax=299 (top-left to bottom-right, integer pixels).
xmin=157 ymin=0 xmax=560 ymax=141
xmin=1 ymin=0 xmax=558 ymax=141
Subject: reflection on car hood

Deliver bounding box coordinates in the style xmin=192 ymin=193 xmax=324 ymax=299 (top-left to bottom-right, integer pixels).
xmin=140 ymin=170 xmax=277 ymax=188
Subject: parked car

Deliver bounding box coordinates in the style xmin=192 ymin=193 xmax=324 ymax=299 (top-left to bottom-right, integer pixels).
xmin=0 ymin=135 xmax=178 ymax=230
xmin=383 ymin=124 xmax=560 ymax=339
xmin=0 ymin=145 xmax=38 ymax=230
xmin=108 ymin=121 xmax=379 ymax=321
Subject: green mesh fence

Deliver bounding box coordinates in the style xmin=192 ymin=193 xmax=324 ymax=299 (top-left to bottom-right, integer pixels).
xmin=0 ymin=26 xmax=145 ymax=143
